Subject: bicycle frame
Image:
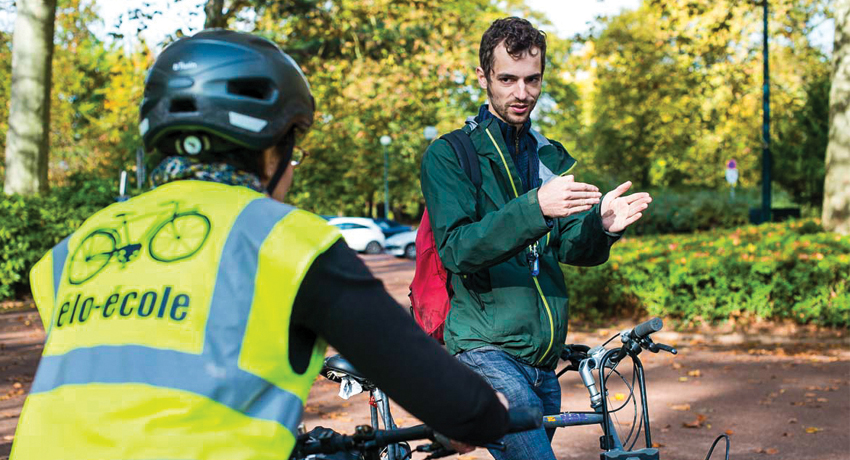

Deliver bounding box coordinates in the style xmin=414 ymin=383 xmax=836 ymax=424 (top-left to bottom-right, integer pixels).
xmin=320 ymin=355 xmax=409 ymax=460
xmin=544 ymin=346 xmax=660 ymax=460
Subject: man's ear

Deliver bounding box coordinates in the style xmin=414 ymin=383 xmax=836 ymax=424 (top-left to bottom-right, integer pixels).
xmin=475 ymin=66 xmax=489 ymax=90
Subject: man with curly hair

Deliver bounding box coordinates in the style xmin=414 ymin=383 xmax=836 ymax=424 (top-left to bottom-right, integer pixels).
xmin=420 ymin=17 xmax=652 ymax=459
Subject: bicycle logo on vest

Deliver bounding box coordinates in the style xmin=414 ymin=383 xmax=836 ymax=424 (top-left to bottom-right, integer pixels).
xmin=67 ymin=201 xmax=212 ymax=285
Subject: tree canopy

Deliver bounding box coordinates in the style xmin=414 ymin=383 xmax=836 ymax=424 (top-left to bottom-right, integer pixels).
xmin=0 ymin=0 xmax=833 ymax=219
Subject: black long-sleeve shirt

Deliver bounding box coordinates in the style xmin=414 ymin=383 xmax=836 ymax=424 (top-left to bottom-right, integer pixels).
xmin=289 ymin=240 xmax=509 ymax=445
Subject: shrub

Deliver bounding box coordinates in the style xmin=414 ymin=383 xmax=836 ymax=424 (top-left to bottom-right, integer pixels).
xmin=0 ymin=173 xmax=117 ymax=300
xmin=630 ymin=188 xmax=751 ymax=235
xmin=563 ymin=220 xmax=850 ymax=327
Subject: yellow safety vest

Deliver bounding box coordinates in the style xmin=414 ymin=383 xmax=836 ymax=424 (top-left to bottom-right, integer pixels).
xmin=12 ymin=180 xmax=340 ymax=460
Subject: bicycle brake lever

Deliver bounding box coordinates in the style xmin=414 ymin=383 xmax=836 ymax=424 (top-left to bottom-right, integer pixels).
xmin=649 ymin=342 xmax=678 ymax=354
xmin=657 ymin=343 xmax=678 ymax=354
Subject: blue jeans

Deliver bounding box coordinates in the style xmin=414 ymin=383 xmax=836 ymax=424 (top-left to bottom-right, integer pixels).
xmin=456 ymin=346 xmax=561 ymax=460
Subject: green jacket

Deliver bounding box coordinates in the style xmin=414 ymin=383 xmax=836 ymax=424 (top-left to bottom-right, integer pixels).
xmin=421 ymin=117 xmax=619 ymax=369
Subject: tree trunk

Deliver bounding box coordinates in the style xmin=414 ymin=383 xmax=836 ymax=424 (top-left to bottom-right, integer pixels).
xmin=823 ymin=0 xmax=850 ymax=234
xmin=3 ymin=0 xmax=57 ymax=196
xmin=204 ymin=0 xmax=227 ymax=29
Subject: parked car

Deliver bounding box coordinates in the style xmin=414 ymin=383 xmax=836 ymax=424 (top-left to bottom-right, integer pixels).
xmin=372 ymin=218 xmax=413 ymax=238
xmin=328 ymin=217 xmax=386 ymax=254
xmin=385 ymin=229 xmax=417 ymax=260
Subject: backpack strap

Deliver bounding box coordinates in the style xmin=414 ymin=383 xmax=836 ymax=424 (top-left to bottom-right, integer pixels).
xmin=440 ymin=129 xmax=481 ymax=189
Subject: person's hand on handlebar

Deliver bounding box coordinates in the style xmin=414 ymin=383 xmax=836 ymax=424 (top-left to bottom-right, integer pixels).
xmin=439 ymin=392 xmax=510 ymax=454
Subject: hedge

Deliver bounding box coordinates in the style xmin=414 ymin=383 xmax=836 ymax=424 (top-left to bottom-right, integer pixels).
xmin=563 ymin=220 xmax=850 ymax=327
xmin=1 ymin=174 xmax=117 ymax=300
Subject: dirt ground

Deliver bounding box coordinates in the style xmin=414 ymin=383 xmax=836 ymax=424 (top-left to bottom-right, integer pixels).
xmin=1 ymin=254 xmax=848 ymax=460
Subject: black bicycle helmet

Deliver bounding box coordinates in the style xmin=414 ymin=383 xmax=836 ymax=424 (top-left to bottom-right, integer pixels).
xmin=140 ymin=29 xmax=314 ymax=159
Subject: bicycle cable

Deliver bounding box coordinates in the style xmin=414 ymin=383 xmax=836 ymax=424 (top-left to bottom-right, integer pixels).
xmin=703 ymin=434 xmax=730 ymax=460
xmin=601 ymin=332 xmax=620 ymax=348
xmin=624 ymin=366 xmax=641 ymax=451
xmin=603 ymin=367 xmax=635 ymax=414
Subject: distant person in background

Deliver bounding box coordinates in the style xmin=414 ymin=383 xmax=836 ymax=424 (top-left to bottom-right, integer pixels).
xmin=420 ymin=17 xmax=652 ymax=460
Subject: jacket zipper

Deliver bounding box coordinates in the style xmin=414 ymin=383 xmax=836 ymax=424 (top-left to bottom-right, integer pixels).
xmin=485 ymin=126 xmax=556 ymax=366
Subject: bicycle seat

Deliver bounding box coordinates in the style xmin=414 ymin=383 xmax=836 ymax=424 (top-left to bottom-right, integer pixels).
xmin=322 ymin=354 xmax=373 ymax=388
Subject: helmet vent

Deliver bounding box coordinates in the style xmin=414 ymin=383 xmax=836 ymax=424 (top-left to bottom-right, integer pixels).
xmin=227 ymin=78 xmax=274 ymax=100
xmin=169 ymin=98 xmax=198 ymax=113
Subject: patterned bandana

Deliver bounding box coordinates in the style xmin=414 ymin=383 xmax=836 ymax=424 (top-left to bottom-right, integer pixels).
xmin=149 ymin=156 xmax=264 ymax=192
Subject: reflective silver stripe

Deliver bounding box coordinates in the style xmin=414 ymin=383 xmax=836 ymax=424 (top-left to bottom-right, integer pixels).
xmin=205 ymin=198 xmax=294 ymax=366
xmin=32 ymin=198 xmax=304 ymax=432
xmin=52 ymin=236 xmax=70 ymax=302
xmin=31 ymin=345 xmax=304 ymax=430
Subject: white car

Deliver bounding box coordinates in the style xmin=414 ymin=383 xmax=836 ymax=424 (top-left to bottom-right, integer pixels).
xmin=328 ymin=217 xmax=386 ymax=254
xmin=385 ymin=229 xmax=417 ymax=259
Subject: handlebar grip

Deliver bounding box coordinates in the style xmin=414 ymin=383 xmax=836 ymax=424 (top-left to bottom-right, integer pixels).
xmin=507 ymin=407 xmax=542 ymax=433
xmin=631 ymin=317 xmax=663 ymax=340
xmin=373 ymin=425 xmax=433 ymax=445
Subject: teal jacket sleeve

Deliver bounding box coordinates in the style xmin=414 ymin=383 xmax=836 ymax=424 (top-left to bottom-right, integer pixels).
xmin=556 ymin=203 xmax=621 ymax=266
xmin=421 ymin=140 xmax=551 ymax=274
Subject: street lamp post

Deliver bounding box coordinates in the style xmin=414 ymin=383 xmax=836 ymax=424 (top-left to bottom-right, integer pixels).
xmin=761 ymin=0 xmax=772 ymax=223
xmin=380 ymin=135 xmax=392 ymax=219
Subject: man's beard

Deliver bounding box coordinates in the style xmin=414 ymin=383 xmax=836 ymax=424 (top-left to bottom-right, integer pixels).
xmin=487 ymin=84 xmax=535 ymax=127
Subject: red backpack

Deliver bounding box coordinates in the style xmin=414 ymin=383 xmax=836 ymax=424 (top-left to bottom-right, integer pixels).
xmin=409 ymin=129 xmax=480 ymax=343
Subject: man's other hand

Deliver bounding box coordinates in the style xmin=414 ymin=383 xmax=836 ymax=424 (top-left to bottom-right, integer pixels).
xmin=537 ymin=175 xmax=601 ymax=219
xmin=600 ymin=181 xmax=652 ymax=233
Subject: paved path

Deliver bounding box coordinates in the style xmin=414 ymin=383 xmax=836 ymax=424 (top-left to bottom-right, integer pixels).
xmin=1 ymin=254 xmax=848 ymax=459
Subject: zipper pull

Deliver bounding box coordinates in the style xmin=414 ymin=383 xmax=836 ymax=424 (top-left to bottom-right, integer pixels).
xmin=527 ymin=243 xmax=540 ymax=277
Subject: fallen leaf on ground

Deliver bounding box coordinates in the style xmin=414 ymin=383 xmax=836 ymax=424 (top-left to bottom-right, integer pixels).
xmin=687 ymin=369 xmax=701 ymax=377
xmin=725 ymin=430 xmax=734 ymax=435
xmin=788 ymin=418 xmax=798 ymax=424
xmin=3 ymin=435 xmax=13 ymax=441
xmin=678 ymin=377 xmax=689 ymax=382
xmin=652 ymin=442 xmax=665 ymax=448
xmin=683 ymin=414 xmax=707 ymax=429
xmin=614 ymin=393 xmax=626 ymax=401
xmin=805 ymin=427 xmax=823 ymax=434
xmin=816 ymin=397 xmax=828 ymax=402
xmin=755 ymin=448 xmax=779 ymax=455
xmin=782 ymin=432 xmax=792 ymax=437
xmin=670 ymin=404 xmax=691 ymax=411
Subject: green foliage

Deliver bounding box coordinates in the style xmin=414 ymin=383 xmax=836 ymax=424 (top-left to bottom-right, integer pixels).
xmin=49 ymin=0 xmax=151 ymax=182
xmin=0 ymin=174 xmax=116 ymax=299
xmin=563 ymin=220 xmax=850 ymax=327
xmin=773 ymin=71 xmax=831 ymax=211
xmin=557 ymin=0 xmax=832 ymax=201
xmin=253 ymin=0 xmax=563 ymax=219
xmin=630 ymin=188 xmax=750 ymax=235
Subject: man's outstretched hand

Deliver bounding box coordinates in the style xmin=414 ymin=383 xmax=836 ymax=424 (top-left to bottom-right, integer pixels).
xmin=600 ymin=181 xmax=652 ymax=233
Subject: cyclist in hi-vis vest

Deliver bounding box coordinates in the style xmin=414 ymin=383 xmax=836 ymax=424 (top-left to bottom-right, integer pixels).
xmin=12 ymin=30 xmax=510 ymax=460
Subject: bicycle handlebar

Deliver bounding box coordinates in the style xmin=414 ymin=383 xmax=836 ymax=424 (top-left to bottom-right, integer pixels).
xmin=371 ymin=424 xmax=433 ymax=446
xmin=630 ymin=317 xmax=663 ymax=340
xmin=507 ymin=407 xmax=542 ymax=433
xmin=294 ymin=407 xmax=542 ymax=457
